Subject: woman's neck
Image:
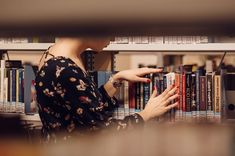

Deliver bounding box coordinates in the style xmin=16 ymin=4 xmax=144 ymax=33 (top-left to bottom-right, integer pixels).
xmin=51 ymin=38 xmax=87 ymax=57
xmin=49 ymin=38 xmax=88 ymax=71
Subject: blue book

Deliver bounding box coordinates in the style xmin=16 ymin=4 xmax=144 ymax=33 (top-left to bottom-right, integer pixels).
xmin=24 ymin=65 xmax=37 ymax=114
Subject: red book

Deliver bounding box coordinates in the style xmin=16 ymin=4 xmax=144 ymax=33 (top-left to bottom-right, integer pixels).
xmin=175 ymin=73 xmax=180 ymax=109
xmin=182 ymin=73 xmax=186 ymax=112
xmin=129 ymin=82 xmax=136 ymax=114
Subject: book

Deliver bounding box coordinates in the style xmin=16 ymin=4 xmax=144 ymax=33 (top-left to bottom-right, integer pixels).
xmin=206 ymin=72 xmax=214 ymax=122
xmin=214 ymin=74 xmax=221 ymax=123
xmin=199 ymin=76 xmax=207 ymax=122
xmin=191 ymin=73 xmax=197 ymax=122
xmin=24 ymin=64 xmax=37 ymax=114
xmin=0 ymin=60 xmax=5 ymax=111
xmin=128 ymin=82 xmax=136 ymax=115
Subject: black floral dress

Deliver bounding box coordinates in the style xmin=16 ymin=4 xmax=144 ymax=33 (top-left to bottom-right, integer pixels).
xmin=35 ymin=56 xmax=144 ymax=141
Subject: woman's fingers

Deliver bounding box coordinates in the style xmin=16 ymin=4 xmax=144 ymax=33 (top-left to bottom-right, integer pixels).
xmin=161 ymin=93 xmax=179 ymax=106
xmin=162 ymin=86 xmax=177 ymax=100
xmin=138 ymin=67 xmax=162 ymax=76
xmin=165 ymin=102 xmax=179 ymax=110
xmin=150 ymin=87 xmax=158 ymax=99
xmin=132 ymin=77 xmax=150 ymax=83
xmin=160 ymin=85 xmax=174 ymax=98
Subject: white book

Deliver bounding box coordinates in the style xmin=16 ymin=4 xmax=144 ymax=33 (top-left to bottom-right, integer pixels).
xmin=115 ymin=37 xmax=129 ymax=44
xmin=185 ymin=36 xmax=191 ymax=44
xmin=164 ymin=36 xmax=169 ymax=44
xmin=182 ymin=36 xmax=187 ymax=44
xmin=0 ymin=60 xmax=5 ymax=108
xmin=124 ymin=81 xmax=129 ymax=116
xmin=200 ymin=36 xmax=209 ymax=43
xmin=133 ymin=36 xmax=142 ymax=44
xmin=128 ymin=37 xmax=134 ymax=44
xmin=177 ymin=36 xmax=182 ymax=44
xmin=3 ymin=77 xmax=8 ymax=112
xmin=195 ymin=36 xmax=201 ymax=44
xmin=140 ymin=36 xmax=149 ymax=44
xmin=172 ymin=36 xmax=178 ymax=44
xmin=191 ymin=36 xmax=197 ymax=44
xmin=12 ymin=38 xmax=28 ymax=43
xmin=168 ymin=36 xmax=173 ymax=44
xmin=0 ymin=38 xmax=5 ymax=44
xmin=149 ymin=36 xmax=164 ymax=44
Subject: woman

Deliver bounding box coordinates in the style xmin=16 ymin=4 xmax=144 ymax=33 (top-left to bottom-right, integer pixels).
xmin=35 ymin=37 xmax=178 ymax=141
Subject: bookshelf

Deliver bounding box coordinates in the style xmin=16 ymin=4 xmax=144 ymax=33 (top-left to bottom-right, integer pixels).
xmin=1 ymin=42 xmax=234 ymax=122
xmin=1 ymin=43 xmax=235 ymax=52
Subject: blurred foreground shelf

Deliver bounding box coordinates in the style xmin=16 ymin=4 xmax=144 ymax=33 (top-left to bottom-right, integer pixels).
xmin=0 ymin=0 xmax=235 ymax=36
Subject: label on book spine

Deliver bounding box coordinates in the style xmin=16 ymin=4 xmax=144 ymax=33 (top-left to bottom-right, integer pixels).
xmin=214 ymin=75 xmax=221 ymax=123
xmin=191 ymin=74 xmax=197 ymax=123
xmin=206 ymin=73 xmax=214 ymax=122
xmin=196 ymin=70 xmax=203 ymax=122
xmin=199 ymin=76 xmax=207 ymax=122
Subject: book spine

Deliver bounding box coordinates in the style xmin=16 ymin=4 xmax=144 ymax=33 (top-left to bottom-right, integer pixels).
xmin=154 ymin=73 xmax=161 ymax=94
xmin=117 ymin=84 xmax=125 ymax=119
xmin=0 ymin=60 xmax=5 ymax=111
xmin=97 ymin=71 xmax=106 ymax=88
xmin=124 ymin=81 xmax=129 ymax=116
xmin=175 ymin=73 xmax=181 ymax=122
xmin=206 ymin=73 xmax=214 ymax=122
xmin=8 ymin=69 xmax=12 ymax=112
xmin=3 ymin=76 xmax=8 ymax=112
xmin=143 ymin=74 xmax=150 ymax=109
xmin=170 ymin=73 xmax=176 ymax=122
xmin=159 ymin=75 xmax=167 ymax=122
xmin=182 ymin=73 xmax=186 ymax=117
xmin=149 ymin=73 xmax=153 ymax=95
xmin=140 ymin=82 xmax=144 ymax=111
xmin=24 ymin=65 xmax=36 ymax=114
xmin=160 ymin=74 xmax=164 ymax=94
xmin=21 ymin=69 xmax=25 ymax=112
xmin=184 ymin=72 xmax=190 ymax=121
xmin=135 ymin=82 xmax=141 ymax=112
xmin=11 ymin=68 xmax=16 ymax=112
xmin=179 ymin=73 xmax=183 ymax=121
xmin=195 ymin=70 xmax=203 ymax=121
xmin=191 ymin=73 xmax=197 ymax=122
xmin=214 ymin=75 xmax=221 ymax=123
xmin=16 ymin=69 xmax=19 ymax=112
xmin=185 ymin=73 xmax=192 ymax=112
xmin=18 ymin=69 xmax=23 ymax=113
xmin=199 ymin=76 xmax=207 ymax=122
xmin=128 ymin=82 xmax=135 ymax=115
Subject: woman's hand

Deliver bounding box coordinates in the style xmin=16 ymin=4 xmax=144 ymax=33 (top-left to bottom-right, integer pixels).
xmin=113 ymin=67 xmax=162 ymax=83
xmin=138 ymin=85 xmax=179 ymax=122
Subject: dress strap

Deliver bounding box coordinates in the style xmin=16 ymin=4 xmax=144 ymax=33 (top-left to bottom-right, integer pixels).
xmin=39 ymin=45 xmax=55 ymax=65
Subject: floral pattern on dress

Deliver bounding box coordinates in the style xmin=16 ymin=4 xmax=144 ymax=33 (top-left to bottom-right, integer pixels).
xmin=35 ymin=56 xmax=144 ymax=141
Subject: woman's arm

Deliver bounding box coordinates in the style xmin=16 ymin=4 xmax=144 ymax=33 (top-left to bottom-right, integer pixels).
xmin=103 ymin=67 xmax=162 ymax=97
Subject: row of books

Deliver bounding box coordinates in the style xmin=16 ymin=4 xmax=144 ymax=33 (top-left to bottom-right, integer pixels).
xmin=0 ymin=60 xmax=37 ymax=114
xmin=0 ymin=37 xmax=56 ymax=43
xmin=0 ymin=36 xmax=211 ymax=44
xmin=111 ymin=36 xmax=211 ymax=44
xmin=107 ymin=64 xmax=223 ymax=123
